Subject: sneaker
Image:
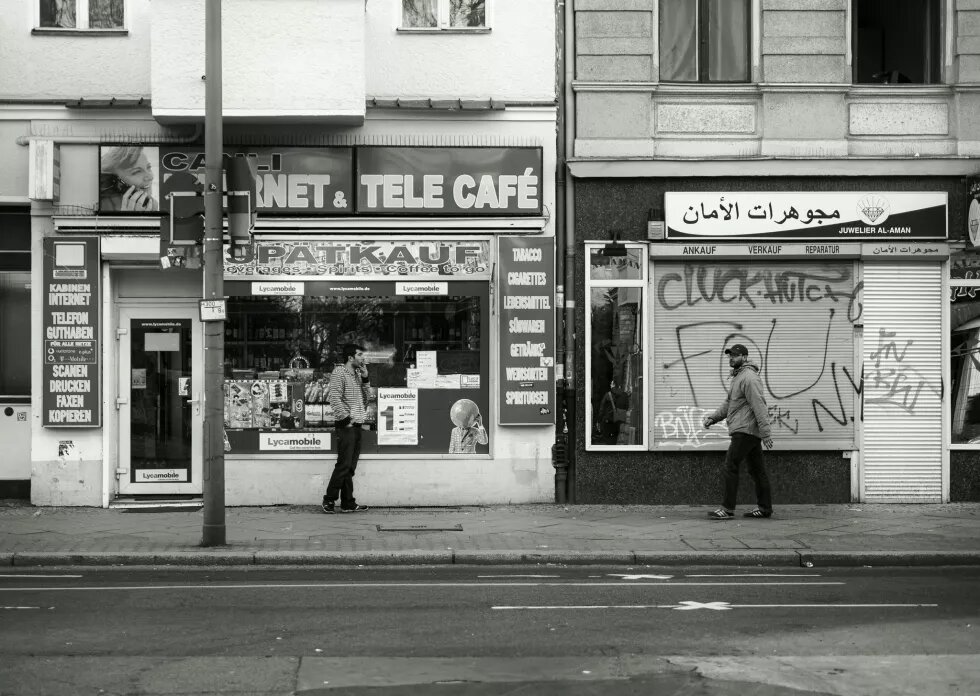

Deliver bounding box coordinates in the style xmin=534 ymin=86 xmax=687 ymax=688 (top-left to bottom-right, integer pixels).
xmin=321 ymin=500 xmax=336 ymax=514
xmin=743 ymin=508 xmax=773 ymax=518
xmin=707 ymin=508 xmax=734 ymax=520
xmin=340 ymin=504 xmax=369 ymax=513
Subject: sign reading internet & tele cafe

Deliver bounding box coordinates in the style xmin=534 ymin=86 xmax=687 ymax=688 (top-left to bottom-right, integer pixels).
xmin=42 ymin=236 xmax=101 ymax=427
xmin=497 ymin=237 xmax=555 ymax=425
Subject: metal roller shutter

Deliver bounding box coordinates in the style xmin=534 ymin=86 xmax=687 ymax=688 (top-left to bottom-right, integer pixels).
xmin=862 ymin=263 xmax=943 ymax=502
xmin=652 ymin=260 xmax=859 ymax=450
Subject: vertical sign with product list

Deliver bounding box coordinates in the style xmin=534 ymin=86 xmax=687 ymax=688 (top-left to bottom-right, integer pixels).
xmin=42 ymin=236 xmax=101 ymax=427
xmin=498 ymin=237 xmax=555 ymax=425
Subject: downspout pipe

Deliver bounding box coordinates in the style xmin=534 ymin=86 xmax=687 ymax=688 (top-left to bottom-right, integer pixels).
xmin=559 ymin=0 xmax=578 ymax=503
xmin=553 ymin=0 xmax=568 ymax=504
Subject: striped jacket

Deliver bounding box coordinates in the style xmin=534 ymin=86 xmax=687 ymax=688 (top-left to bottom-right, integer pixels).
xmin=327 ymin=364 xmax=369 ymax=426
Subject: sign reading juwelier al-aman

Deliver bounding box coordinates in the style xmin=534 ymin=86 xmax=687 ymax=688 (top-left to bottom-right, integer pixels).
xmin=42 ymin=237 xmax=101 ymax=427
xmin=497 ymin=237 xmax=555 ymax=425
xmin=665 ymin=192 xmax=948 ymax=240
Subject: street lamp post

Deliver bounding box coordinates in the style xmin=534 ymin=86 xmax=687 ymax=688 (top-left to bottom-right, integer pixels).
xmin=201 ymin=0 xmax=226 ymax=547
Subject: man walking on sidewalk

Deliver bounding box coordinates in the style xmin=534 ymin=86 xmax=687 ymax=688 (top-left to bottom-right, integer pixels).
xmin=322 ymin=343 xmax=370 ymax=514
xmin=702 ymin=343 xmax=774 ymax=520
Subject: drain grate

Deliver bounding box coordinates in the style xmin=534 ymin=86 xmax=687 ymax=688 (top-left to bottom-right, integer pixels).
xmin=376 ymin=523 xmax=463 ymax=532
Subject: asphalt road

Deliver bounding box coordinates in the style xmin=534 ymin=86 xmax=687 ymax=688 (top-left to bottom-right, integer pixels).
xmin=0 ymin=565 xmax=977 ymax=695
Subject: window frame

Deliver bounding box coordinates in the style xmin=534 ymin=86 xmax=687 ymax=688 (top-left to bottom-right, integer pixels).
xmin=949 ymin=278 xmax=980 ymax=450
xmin=658 ymin=0 xmax=752 ymax=84
xmin=398 ymin=0 xmax=491 ymax=34
xmin=850 ymin=0 xmax=943 ymax=85
xmin=35 ymin=0 xmax=127 ymax=34
xmin=584 ymin=242 xmax=649 ymax=452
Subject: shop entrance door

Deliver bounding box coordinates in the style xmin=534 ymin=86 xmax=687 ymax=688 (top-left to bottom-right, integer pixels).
xmin=117 ymin=306 xmax=203 ymax=495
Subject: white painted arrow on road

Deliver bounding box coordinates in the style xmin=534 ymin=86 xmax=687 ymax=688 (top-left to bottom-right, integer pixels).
xmin=608 ymin=574 xmax=673 ymax=580
xmin=673 ymin=601 xmax=732 ymax=611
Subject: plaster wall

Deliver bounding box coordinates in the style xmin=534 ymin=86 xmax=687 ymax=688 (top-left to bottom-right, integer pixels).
xmin=0 ymin=0 xmax=151 ymax=99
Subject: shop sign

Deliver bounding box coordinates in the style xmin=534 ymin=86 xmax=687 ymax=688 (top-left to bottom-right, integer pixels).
xmin=969 ymin=179 xmax=980 ymax=247
xmin=224 ymin=239 xmax=492 ymax=280
xmin=154 ymin=147 xmax=353 ymax=215
xmin=42 ymin=236 xmax=101 ymax=427
xmin=356 ymin=147 xmax=543 ymax=215
xmin=497 ymin=237 xmax=555 ymax=425
xmin=665 ymin=192 xmax=947 ymax=240
xmin=258 ymin=432 xmax=331 ymax=452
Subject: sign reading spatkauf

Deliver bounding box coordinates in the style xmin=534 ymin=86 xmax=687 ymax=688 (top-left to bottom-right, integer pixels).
xmin=42 ymin=236 xmax=101 ymax=427
xmin=497 ymin=236 xmax=555 ymax=425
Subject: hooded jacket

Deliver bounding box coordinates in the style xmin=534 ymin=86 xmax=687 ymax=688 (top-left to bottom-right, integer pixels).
xmin=707 ymin=360 xmax=772 ymax=440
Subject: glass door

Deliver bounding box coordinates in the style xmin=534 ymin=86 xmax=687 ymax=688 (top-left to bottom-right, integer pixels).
xmin=118 ymin=306 xmax=202 ymax=494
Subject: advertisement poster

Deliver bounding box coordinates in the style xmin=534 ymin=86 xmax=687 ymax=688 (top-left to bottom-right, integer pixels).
xmin=157 ymin=147 xmax=354 ymax=215
xmin=377 ymin=388 xmax=419 ymax=446
xmin=665 ymin=192 xmax=948 ymax=240
xmin=98 ymin=146 xmax=161 ymax=214
xmin=356 ymin=147 xmax=543 ymax=215
xmin=497 ymin=236 xmax=555 ymax=425
xmin=42 ymin=236 xmax=101 ymax=427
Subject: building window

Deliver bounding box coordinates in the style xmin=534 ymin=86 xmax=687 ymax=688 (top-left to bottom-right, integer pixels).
xmin=0 ymin=210 xmax=30 ymax=399
xmin=854 ymin=0 xmax=941 ymax=84
xmin=402 ymin=0 xmax=487 ymax=30
xmin=659 ymin=0 xmax=750 ymax=82
xmin=222 ymin=283 xmax=489 ymax=455
xmin=951 ymin=282 xmax=980 ymax=445
xmin=586 ymin=245 xmax=647 ymax=450
xmin=38 ymin=0 xmax=124 ymax=30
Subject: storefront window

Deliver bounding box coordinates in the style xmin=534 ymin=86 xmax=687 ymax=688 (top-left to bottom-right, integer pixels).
xmin=0 ymin=272 xmax=31 ymax=396
xmin=951 ymin=284 xmax=980 ymax=445
xmin=222 ymin=281 xmax=489 ymax=455
xmin=586 ymin=244 xmax=647 ymax=449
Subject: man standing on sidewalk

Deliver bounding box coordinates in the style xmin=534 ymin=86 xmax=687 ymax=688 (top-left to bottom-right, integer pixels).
xmin=322 ymin=343 xmax=370 ymax=514
xmin=702 ymin=343 xmax=774 ymax=520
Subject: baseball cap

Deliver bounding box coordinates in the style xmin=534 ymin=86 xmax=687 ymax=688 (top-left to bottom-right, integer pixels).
xmin=724 ymin=343 xmax=749 ymax=357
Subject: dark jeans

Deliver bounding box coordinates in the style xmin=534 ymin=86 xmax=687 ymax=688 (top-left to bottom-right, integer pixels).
xmin=326 ymin=425 xmax=362 ymax=507
xmin=722 ymin=432 xmax=772 ymax=513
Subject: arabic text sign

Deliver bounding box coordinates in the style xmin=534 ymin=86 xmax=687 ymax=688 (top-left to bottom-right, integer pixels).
xmin=497 ymin=237 xmax=555 ymax=425
xmin=159 ymin=147 xmax=353 ymax=214
xmin=356 ymin=147 xmax=543 ymax=215
xmin=42 ymin=236 xmax=101 ymax=427
xmin=224 ymin=239 xmax=492 ymax=280
xmin=665 ymin=192 xmax=948 ymax=240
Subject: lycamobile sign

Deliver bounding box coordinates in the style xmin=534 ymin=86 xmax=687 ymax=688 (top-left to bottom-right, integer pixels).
xmin=259 ymin=433 xmax=330 ymax=451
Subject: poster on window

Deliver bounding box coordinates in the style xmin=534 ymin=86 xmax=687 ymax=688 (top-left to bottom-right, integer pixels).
xmin=497 ymin=236 xmax=555 ymax=425
xmin=377 ymin=388 xmax=419 ymax=445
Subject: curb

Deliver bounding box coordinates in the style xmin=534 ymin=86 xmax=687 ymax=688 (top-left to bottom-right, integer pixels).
xmin=5 ymin=549 xmax=980 ymax=568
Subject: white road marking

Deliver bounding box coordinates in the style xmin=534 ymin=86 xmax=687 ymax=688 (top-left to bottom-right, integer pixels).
xmin=476 ymin=575 xmax=561 ymax=578
xmin=685 ymin=574 xmax=821 ymax=578
xmin=0 ymin=581 xmax=845 ymax=592
xmin=492 ymin=602 xmax=939 ymax=611
xmin=0 ymin=574 xmax=82 ymax=578
xmin=608 ymin=574 xmax=673 ymax=580
xmin=1 ymin=606 xmax=41 ymax=610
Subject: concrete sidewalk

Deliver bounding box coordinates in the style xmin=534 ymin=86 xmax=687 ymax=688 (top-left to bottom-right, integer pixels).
xmin=1 ymin=501 xmax=979 ymax=567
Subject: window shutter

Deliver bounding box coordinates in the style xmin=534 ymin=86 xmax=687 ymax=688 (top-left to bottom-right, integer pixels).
xmin=862 ymin=263 xmax=943 ymax=501
xmin=653 ymin=260 xmax=859 ymax=449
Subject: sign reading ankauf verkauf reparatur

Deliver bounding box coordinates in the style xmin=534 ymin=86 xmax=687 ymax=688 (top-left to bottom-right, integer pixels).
xmin=42 ymin=236 xmax=101 ymax=427
xmin=497 ymin=237 xmax=555 ymax=425
xmin=356 ymin=147 xmax=543 ymax=215
xmin=665 ymin=192 xmax=948 ymax=240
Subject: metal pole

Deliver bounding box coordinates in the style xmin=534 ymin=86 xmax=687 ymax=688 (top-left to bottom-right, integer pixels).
xmin=201 ymin=0 xmax=225 ymax=546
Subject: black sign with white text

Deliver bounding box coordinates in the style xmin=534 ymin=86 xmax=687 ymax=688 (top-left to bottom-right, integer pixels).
xmin=42 ymin=236 xmax=101 ymax=427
